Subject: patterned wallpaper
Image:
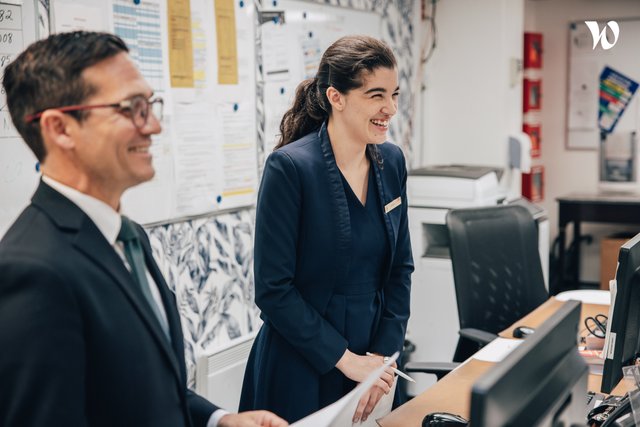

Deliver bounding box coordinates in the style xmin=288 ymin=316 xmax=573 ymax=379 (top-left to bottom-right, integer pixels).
xmin=147 ymin=0 xmax=418 ymax=386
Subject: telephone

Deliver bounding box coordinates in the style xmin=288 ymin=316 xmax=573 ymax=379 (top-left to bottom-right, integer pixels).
xmin=587 ymin=393 xmax=633 ymax=427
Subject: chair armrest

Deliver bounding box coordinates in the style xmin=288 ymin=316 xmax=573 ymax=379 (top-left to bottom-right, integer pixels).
xmin=459 ymin=328 xmax=498 ymax=346
xmin=404 ymin=362 xmax=459 ymax=380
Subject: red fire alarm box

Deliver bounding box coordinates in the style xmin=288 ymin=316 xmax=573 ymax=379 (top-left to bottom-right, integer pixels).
xmin=522 ymin=165 xmax=544 ymax=202
xmin=523 ymin=79 xmax=542 ymax=112
xmin=524 ymin=33 xmax=543 ymax=69
xmin=523 ymin=123 xmax=541 ymax=158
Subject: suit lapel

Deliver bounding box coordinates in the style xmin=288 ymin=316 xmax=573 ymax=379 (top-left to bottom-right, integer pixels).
xmin=319 ymin=123 xmax=352 ymax=284
xmin=32 ymin=182 xmax=183 ymax=382
xmin=370 ymin=152 xmax=396 ymax=262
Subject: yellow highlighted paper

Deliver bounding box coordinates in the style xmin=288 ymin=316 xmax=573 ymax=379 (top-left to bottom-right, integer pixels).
xmin=168 ymin=0 xmax=194 ymax=87
xmin=215 ymin=0 xmax=238 ymax=85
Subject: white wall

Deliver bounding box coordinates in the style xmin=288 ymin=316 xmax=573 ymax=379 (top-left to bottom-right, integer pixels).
xmin=525 ymin=0 xmax=640 ymax=282
xmin=421 ymin=0 xmax=524 ymax=180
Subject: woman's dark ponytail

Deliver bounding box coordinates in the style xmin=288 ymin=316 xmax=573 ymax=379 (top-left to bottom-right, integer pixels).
xmin=276 ymin=78 xmax=328 ymax=149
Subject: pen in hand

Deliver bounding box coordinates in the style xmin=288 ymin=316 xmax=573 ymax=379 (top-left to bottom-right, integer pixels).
xmin=365 ymin=352 xmax=416 ymax=383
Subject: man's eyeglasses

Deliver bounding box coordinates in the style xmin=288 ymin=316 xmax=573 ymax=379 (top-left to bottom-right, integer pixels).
xmin=25 ymin=95 xmax=164 ymax=130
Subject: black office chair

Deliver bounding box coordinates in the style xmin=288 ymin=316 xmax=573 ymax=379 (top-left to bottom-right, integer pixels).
xmin=405 ymin=204 xmax=549 ymax=379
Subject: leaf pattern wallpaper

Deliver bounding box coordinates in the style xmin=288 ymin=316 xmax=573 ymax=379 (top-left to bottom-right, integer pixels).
xmin=147 ymin=0 xmax=416 ymax=387
xmin=147 ymin=210 xmax=260 ymax=386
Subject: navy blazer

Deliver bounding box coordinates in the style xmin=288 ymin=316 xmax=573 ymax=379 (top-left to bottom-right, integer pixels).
xmin=0 ymin=182 xmax=217 ymax=427
xmin=254 ymin=124 xmax=414 ymax=374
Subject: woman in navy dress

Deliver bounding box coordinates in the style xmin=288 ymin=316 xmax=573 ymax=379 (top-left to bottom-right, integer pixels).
xmin=240 ymin=35 xmax=413 ymax=424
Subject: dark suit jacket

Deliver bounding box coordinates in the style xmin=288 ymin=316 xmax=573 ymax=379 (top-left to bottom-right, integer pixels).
xmin=0 ymin=182 xmax=218 ymax=427
xmin=253 ymin=123 xmax=414 ymax=374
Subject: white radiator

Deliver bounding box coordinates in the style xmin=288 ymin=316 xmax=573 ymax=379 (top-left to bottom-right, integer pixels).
xmin=195 ymin=334 xmax=256 ymax=412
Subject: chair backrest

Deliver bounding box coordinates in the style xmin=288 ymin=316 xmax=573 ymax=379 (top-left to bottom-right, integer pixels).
xmin=447 ymin=204 xmax=548 ymax=335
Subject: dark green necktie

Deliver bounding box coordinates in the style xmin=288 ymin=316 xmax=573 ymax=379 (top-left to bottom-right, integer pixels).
xmin=117 ymin=216 xmax=170 ymax=341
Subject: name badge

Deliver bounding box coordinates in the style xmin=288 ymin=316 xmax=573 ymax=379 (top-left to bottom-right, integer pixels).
xmin=384 ymin=197 xmax=402 ymax=214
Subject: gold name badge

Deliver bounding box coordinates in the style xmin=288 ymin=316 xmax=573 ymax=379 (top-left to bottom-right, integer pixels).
xmin=384 ymin=197 xmax=402 ymax=214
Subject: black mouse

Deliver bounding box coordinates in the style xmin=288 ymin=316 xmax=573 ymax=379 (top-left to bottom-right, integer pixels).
xmin=513 ymin=325 xmax=535 ymax=338
xmin=422 ymin=412 xmax=468 ymax=427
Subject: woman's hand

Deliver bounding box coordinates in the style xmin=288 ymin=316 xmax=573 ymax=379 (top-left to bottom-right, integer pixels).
xmin=335 ymin=350 xmax=395 ymax=393
xmin=352 ymin=383 xmax=389 ymax=423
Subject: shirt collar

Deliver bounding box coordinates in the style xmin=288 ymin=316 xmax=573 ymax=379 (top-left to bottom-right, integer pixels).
xmin=41 ymin=175 xmax=121 ymax=245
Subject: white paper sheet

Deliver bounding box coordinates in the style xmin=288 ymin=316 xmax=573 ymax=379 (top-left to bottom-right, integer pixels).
xmin=568 ymin=58 xmax=599 ymax=130
xmin=172 ymin=96 xmax=224 ymax=217
xmin=263 ymin=81 xmax=295 ymax=155
xmin=555 ymin=289 xmax=610 ymax=306
xmin=52 ymin=0 xmax=108 ymax=32
xmin=218 ymin=101 xmax=257 ymax=209
xmin=261 ymin=20 xmax=291 ymax=82
xmin=472 ymin=338 xmax=522 ymax=363
xmin=291 ymin=353 xmax=399 ymax=427
xmin=604 ymin=279 xmax=617 ymax=360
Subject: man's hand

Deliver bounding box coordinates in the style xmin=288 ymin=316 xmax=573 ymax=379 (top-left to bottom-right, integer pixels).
xmin=219 ymin=410 xmax=288 ymax=427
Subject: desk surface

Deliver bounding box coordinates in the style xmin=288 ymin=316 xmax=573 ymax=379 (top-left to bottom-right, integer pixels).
xmin=378 ymin=298 xmax=631 ymax=427
xmin=557 ymin=192 xmax=640 ymax=205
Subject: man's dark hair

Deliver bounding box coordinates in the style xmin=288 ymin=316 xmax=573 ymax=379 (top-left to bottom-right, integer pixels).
xmin=2 ymin=31 xmax=129 ymax=162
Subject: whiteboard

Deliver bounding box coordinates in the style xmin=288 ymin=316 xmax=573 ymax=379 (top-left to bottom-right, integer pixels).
xmin=567 ymin=18 xmax=640 ymax=150
xmin=260 ymin=0 xmax=382 ymax=154
xmin=0 ymin=0 xmax=42 ymax=238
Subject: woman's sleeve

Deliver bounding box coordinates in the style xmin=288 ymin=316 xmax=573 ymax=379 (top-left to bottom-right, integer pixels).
xmin=254 ymin=150 xmax=348 ymax=374
xmin=370 ymin=146 xmax=414 ymax=356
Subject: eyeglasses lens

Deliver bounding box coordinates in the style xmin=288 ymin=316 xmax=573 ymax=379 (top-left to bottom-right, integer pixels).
xmin=129 ymin=96 xmax=163 ymax=129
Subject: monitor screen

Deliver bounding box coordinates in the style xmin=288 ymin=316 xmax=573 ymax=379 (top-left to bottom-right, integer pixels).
xmin=470 ymin=300 xmax=588 ymax=427
xmin=601 ymin=232 xmax=640 ymax=393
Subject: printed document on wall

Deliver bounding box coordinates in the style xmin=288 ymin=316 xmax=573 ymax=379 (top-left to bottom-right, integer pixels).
xmin=263 ymin=81 xmax=295 ymax=155
xmin=218 ymin=102 xmax=257 ymax=209
xmin=52 ymin=0 xmax=108 ymax=32
xmin=215 ymin=0 xmax=238 ymax=84
xmin=191 ymin=0 xmax=208 ymax=88
xmin=261 ymin=20 xmax=290 ymax=82
xmin=568 ymin=57 xmax=599 ymax=130
xmin=167 ymin=0 xmax=193 ymax=87
xmin=172 ymin=94 xmax=225 ymax=217
xmin=113 ymin=0 xmax=168 ymax=96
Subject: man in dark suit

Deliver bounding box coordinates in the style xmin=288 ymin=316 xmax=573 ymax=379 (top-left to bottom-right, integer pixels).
xmin=0 ymin=31 xmax=286 ymax=427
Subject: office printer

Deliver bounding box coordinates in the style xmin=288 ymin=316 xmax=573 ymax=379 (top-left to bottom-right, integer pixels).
xmin=407 ymin=164 xmax=504 ymax=209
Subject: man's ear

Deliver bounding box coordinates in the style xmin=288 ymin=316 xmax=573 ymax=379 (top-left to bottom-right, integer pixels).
xmin=39 ymin=110 xmax=77 ymax=150
xmin=326 ymin=86 xmax=345 ymax=112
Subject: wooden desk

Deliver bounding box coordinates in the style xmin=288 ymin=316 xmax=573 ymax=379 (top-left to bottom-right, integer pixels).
xmin=555 ymin=193 xmax=640 ymax=294
xmin=378 ymin=298 xmax=630 ymax=427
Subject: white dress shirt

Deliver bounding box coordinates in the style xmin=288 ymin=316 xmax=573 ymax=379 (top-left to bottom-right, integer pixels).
xmin=41 ymin=175 xmax=227 ymax=427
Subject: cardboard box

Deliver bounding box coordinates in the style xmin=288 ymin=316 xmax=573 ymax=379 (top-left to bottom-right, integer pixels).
xmin=600 ymin=236 xmax=632 ymax=290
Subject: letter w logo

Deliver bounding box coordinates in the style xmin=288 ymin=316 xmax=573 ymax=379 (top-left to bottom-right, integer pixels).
xmin=585 ymin=21 xmax=620 ymax=50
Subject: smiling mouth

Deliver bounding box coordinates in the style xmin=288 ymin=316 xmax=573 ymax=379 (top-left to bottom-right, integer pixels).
xmin=128 ymin=146 xmax=150 ymax=153
xmin=370 ymin=119 xmax=389 ymax=129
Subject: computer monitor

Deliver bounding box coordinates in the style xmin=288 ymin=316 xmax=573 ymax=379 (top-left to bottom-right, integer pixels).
xmin=470 ymin=300 xmax=588 ymax=427
xmin=601 ymin=232 xmax=640 ymax=393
